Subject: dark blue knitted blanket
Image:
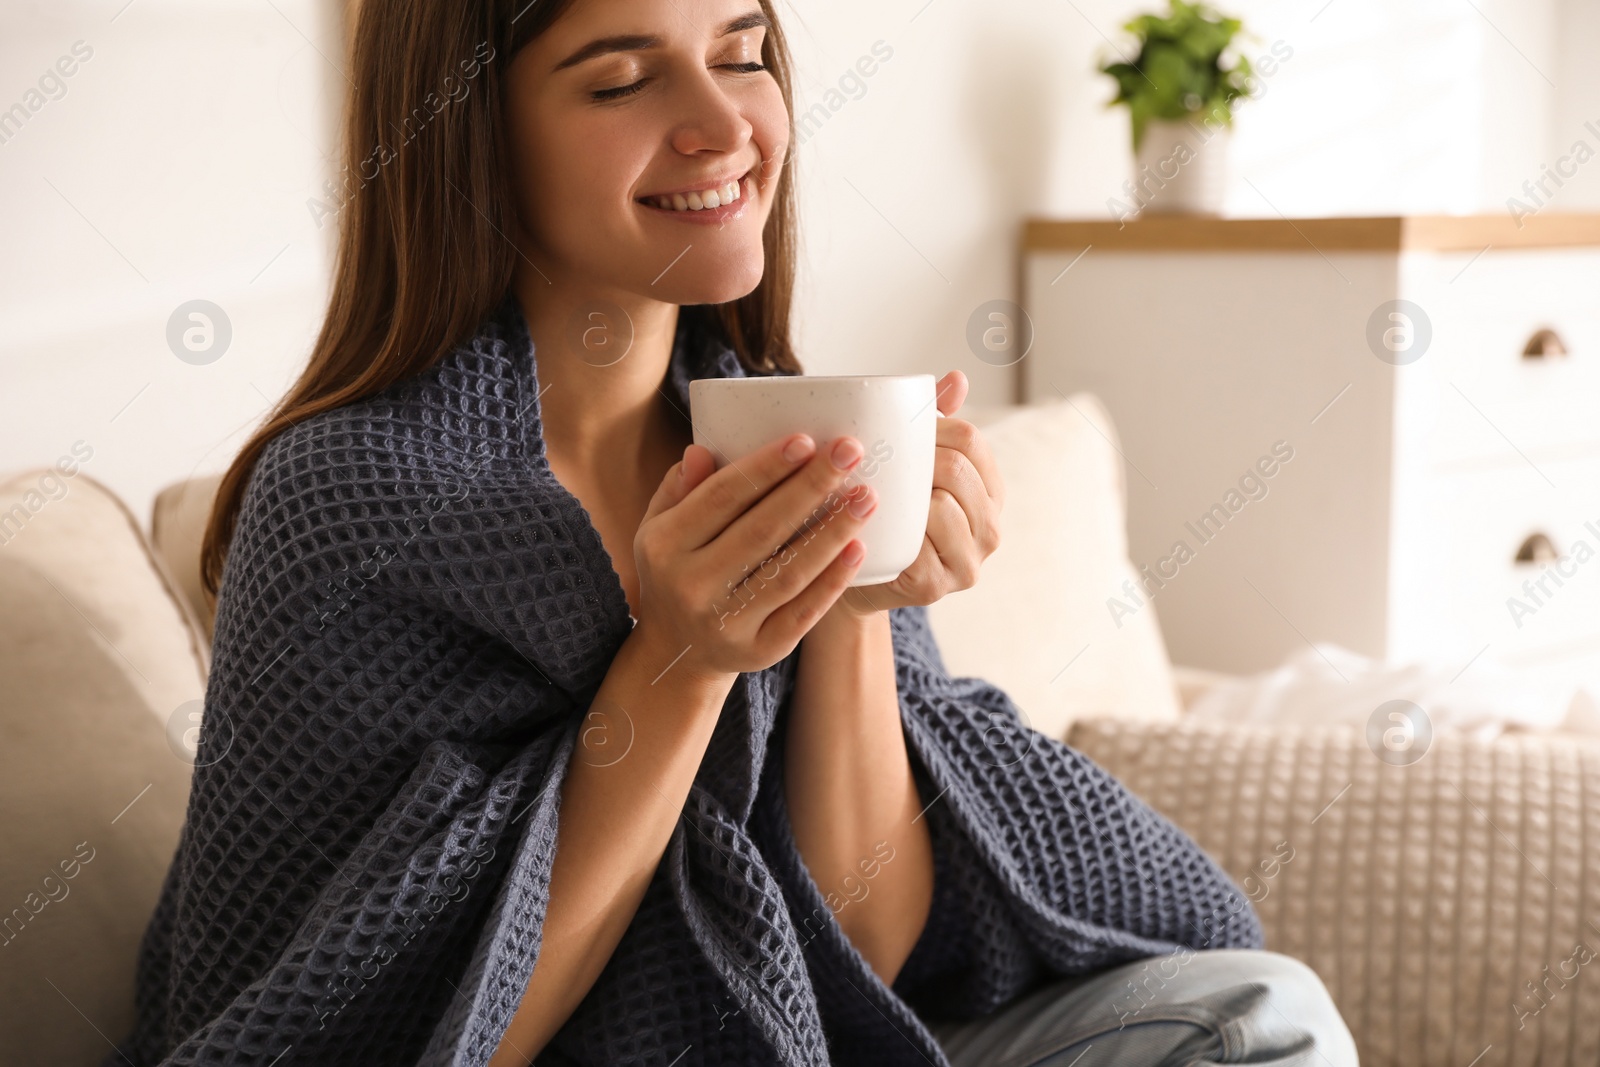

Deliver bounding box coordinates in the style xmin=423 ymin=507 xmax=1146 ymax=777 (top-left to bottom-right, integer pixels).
xmin=115 ymin=292 xmax=1262 ymax=1066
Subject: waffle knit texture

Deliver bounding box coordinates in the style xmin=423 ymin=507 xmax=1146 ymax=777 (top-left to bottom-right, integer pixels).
xmin=113 ymin=291 xmax=1263 ymax=1066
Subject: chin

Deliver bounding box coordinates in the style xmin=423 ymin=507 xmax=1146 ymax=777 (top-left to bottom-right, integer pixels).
xmin=653 ymin=248 xmax=766 ymax=306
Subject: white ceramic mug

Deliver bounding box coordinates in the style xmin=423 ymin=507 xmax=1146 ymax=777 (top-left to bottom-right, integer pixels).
xmin=689 ymin=374 xmax=939 ymax=587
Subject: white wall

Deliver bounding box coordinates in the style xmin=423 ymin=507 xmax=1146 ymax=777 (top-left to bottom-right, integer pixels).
xmin=1 ymin=0 xmax=1589 ymax=525
xmin=0 ymin=0 xmax=340 ymax=522
xmin=783 ymin=0 xmax=1573 ymax=393
xmin=1550 ymin=0 xmax=1600 ymax=210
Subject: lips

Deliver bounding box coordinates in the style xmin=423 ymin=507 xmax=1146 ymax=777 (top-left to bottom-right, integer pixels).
xmin=636 ymin=166 xmax=756 ymax=213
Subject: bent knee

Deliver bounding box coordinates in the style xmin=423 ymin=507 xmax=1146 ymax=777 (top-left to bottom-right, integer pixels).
xmin=1186 ymin=949 xmax=1358 ymax=1065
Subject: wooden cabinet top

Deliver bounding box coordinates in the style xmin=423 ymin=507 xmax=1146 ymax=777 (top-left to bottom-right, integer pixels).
xmin=1022 ymin=214 xmax=1600 ymax=253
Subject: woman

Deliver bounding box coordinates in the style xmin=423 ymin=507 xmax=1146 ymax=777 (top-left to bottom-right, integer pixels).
xmin=116 ymin=1 xmax=1358 ymax=1064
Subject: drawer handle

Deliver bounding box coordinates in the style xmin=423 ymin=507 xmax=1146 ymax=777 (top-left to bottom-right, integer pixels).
xmin=1522 ymin=328 xmax=1569 ymax=359
xmin=1515 ymin=532 xmax=1559 ymax=564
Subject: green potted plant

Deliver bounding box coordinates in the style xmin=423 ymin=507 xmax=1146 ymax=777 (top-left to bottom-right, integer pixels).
xmin=1100 ymin=0 xmax=1256 ymax=215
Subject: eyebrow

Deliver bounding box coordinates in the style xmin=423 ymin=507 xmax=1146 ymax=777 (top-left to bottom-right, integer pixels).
xmin=552 ymin=10 xmax=771 ymax=72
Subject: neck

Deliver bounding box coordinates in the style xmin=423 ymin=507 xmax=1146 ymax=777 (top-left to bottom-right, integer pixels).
xmin=512 ymin=273 xmax=689 ymax=478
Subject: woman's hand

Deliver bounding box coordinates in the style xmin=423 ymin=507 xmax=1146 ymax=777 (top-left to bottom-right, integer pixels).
xmin=631 ymin=430 xmax=881 ymax=682
xmin=835 ymin=369 xmax=1004 ymax=616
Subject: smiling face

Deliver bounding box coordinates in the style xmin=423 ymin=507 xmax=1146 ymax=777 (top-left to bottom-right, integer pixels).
xmin=504 ymin=0 xmax=790 ymax=307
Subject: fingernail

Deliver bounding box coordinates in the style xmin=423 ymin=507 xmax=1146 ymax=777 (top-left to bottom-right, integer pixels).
xmin=847 ymin=486 xmax=876 ymax=518
xmin=841 ymin=540 xmax=865 ymax=566
xmin=783 ymin=434 xmax=814 ymax=463
xmin=831 ymin=437 xmax=863 ymax=470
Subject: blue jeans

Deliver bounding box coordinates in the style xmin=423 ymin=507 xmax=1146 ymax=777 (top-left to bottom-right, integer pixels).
xmin=925 ymin=949 xmax=1358 ymax=1066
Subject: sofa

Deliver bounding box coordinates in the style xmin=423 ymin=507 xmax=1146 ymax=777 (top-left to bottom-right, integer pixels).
xmin=4 ymin=393 xmax=1598 ymax=1066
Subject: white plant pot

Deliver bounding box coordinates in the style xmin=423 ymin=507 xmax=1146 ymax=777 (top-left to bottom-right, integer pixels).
xmin=1131 ymin=118 xmax=1231 ymax=215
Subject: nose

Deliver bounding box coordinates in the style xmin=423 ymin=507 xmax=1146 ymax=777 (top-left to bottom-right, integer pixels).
xmin=667 ymin=65 xmax=755 ymax=160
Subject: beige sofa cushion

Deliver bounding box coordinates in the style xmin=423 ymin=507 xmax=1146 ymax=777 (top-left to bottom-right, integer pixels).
xmin=926 ymin=396 xmax=1181 ymax=741
xmin=1069 ymin=717 xmax=1600 ymax=1067
xmin=0 ymin=469 xmax=203 ymax=1065
xmin=0 ymin=469 xmax=209 ymax=716
xmin=151 ymin=473 xmax=223 ymax=642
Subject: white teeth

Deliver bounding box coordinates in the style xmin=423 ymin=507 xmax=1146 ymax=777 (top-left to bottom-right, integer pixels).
xmin=651 ymin=178 xmax=745 ymax=212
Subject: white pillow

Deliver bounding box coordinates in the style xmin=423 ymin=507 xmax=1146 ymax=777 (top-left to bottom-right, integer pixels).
xmin=926 ymin=395 xmax=1181 ymax=740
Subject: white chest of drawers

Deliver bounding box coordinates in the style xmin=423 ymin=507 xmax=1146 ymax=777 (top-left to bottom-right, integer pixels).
xmin=1018 ymin=215 xmax=1600 ymax=688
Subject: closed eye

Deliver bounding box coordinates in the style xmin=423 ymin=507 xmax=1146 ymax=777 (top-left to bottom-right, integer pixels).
xmin=591 ymin=79 xmax=650 ymax=102
xmin=590 ymin=61 xmax=768 ymax=103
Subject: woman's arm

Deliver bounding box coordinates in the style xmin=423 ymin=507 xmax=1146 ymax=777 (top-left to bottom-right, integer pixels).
xmin=486 ymin=429 xmax=883 ymax=1063
xmin=487 ymin=621 xmax=734 ymax=1066
xmin=780 ymin=370 xmax=995 ymax=987
xmin=783 ymin=603 xmax=935 ymax=985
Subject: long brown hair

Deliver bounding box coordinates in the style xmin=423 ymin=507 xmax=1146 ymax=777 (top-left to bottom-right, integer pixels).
xmin=200 ymin=0 xmax=801 ymax=597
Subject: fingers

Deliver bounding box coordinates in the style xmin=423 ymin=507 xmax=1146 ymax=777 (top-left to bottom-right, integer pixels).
xmin=643 ymin=444 xmax=716 ymax=523
xmin=889 ymin=491 xmax=969 ymax=605
xmin=711 ymin=447 xmax=878 ymax=628
xmin=663 ymin=433 xmax=817 ymax=546
xmin=679 ymin=442 xmax=719 ymax=491
xmin=907 ymin=417 xmax=999 ymax=600
xmin=887 ymin=532 xmax=944 ymax=602
xmin=935 ymin=369 xmax=969 ymax=417
xmin=936 ymin=414 xmax=1005 ymax=510
xmin=932 ymin=432 xmax=1000 ymax=556
xmin=925 ymin=488 xmax=981 ymax=589
xmin=717 ymin=475 xmax=876 ymax=618
xmin=757 ymin=536 xmax=865 ymax=647
xmin=720 ymin=436 xmax=867 ymax=567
